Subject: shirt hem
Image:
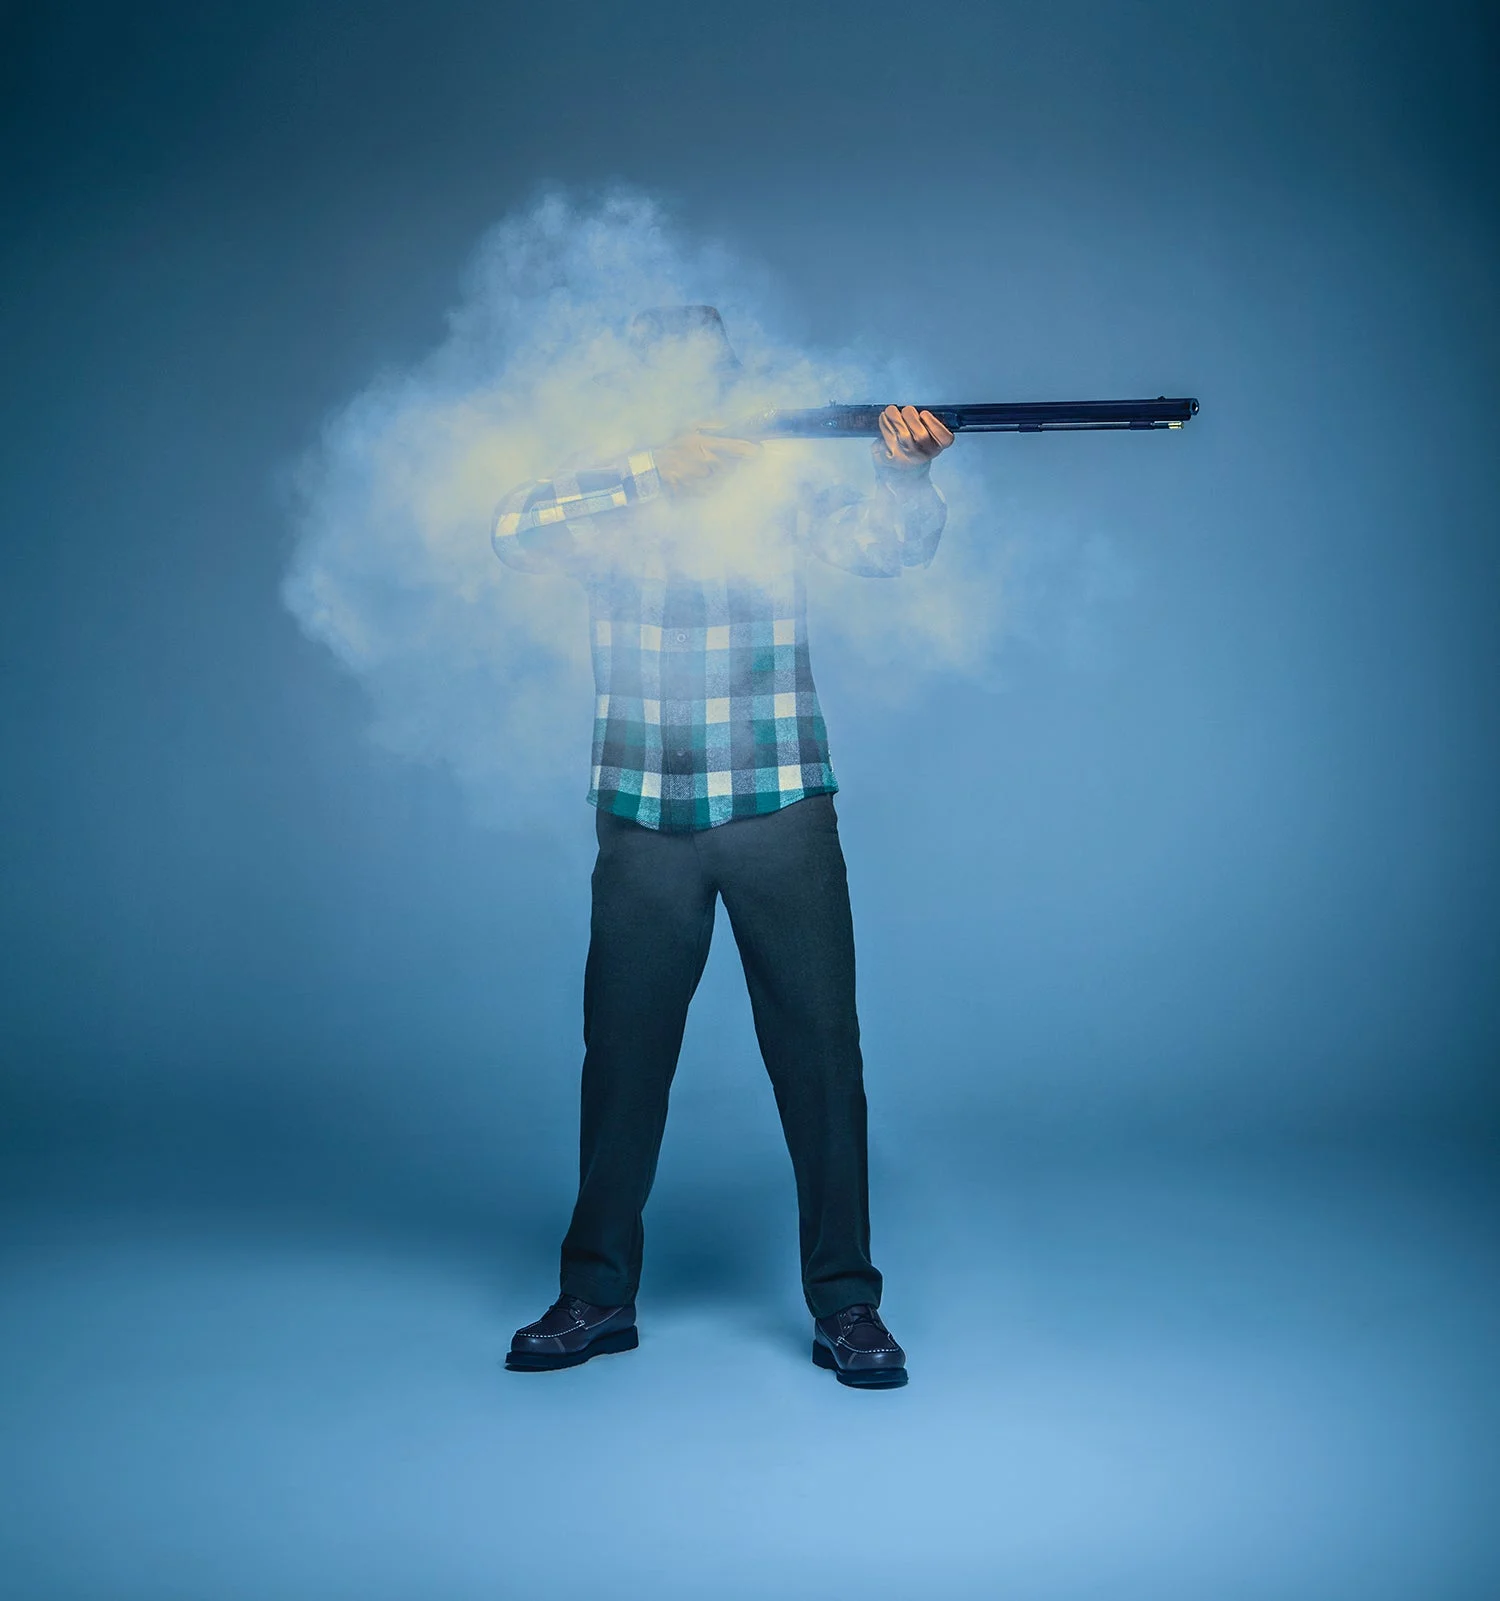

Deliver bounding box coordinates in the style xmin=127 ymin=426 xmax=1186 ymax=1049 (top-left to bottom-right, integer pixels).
xmin=588 ymin=780 xmax=839 ymax=833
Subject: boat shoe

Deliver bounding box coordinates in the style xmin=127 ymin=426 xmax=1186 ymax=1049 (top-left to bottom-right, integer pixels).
xmin=506 ymin=1294 xmax=639 ymax=1371
xmin=812 ymin=1303 xmax=908 ymax=1388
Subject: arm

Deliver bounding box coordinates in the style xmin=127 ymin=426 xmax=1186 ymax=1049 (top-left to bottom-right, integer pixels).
xmin=491 ymin=451 xmax=663 ymax=575
xmin=805 ymin=405 xmax=953 ymax=578
xmin=491 ymin=432 xmax=760 ymax=574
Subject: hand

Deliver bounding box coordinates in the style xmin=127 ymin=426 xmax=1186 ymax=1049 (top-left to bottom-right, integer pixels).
xmin=876 ymin=404 xmax=954 ymax=470
xmin=653 ymin=427 xmax=760 ymax=495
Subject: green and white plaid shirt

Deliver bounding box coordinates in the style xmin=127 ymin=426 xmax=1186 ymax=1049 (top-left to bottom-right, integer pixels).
xmin=492 ymin=447 xmax=945 ymax=831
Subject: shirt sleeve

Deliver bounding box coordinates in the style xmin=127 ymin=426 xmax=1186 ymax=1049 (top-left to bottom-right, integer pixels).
xmin=491 ymin=450 xmax=664 ymax=574
xmin=801 ymin=447 xmax=948 ymax=578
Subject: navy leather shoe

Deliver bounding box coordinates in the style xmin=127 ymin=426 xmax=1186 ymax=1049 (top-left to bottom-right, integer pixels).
xmin=812 ymin=1303 xmax=908 ymax=1388
xmin=506 ymin=1294 xmax=639 ymax=1371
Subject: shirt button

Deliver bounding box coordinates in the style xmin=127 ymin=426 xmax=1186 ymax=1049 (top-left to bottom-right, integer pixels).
xmin=675 ymin=630 xmax=688 ymax=643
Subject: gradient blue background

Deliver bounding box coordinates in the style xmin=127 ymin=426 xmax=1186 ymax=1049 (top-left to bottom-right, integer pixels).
xmin=2 ymin=4 xmax=1497 ymax=1597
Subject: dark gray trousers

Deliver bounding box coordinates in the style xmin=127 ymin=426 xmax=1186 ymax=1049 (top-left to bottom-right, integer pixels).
xmin=558 ymin=793 xmax=882 ymax=1319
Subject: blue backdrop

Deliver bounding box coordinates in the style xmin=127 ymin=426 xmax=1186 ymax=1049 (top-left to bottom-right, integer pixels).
xmin=2 ymin=5 xmax=1496 ymax=1598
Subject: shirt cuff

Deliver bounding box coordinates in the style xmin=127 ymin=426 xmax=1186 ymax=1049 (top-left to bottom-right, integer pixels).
xmin=626 ymin=450 xmax=664 ymax=503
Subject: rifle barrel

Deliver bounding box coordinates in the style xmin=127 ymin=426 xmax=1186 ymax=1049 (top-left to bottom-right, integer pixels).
xmin=752 ymin=397 xmax=1200 ymax=437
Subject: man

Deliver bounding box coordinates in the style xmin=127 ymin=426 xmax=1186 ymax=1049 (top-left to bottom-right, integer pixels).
xmin=492 ymin=305 xmax=952 ymax=1388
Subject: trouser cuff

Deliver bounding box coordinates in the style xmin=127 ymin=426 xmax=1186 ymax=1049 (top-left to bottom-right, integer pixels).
xmin=805 ymin=1277 xmax=883 ymax=1320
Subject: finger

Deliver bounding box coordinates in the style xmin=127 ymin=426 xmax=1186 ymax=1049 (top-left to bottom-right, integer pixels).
xmin=884 ymin=404 xmax=915 ymax=450
xmin=878 ymin=409 xmax=902 ymax=455
xmin=919 ymin=410 xmax=955 ymax=448
xmin=882 ymin=431 xmax=916 ymax=463
xmin=899 ymin=404 xmax=933 ymax=452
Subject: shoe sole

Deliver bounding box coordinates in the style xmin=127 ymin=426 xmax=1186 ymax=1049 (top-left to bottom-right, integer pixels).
xmin=505 ymin=1326 xmax=639 ymax=1371
xmin=812 ymin=1339 xmax=908 ymax=1388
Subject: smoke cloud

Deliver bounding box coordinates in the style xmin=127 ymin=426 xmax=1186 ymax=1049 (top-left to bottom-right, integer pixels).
xmin=282 ymin=190 xmax=1020 ymax=826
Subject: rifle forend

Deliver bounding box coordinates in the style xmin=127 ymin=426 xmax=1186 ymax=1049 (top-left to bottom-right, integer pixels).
xmin=747 ymin=397 xmax=1200 ymax=437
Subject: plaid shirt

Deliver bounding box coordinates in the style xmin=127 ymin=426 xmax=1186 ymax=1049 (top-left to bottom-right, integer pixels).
xmin=492 ymin=447 xmax=945 ymax=830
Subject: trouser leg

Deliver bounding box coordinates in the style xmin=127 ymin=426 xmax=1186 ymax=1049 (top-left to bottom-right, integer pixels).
xmin=559 ymin=809 xmax=717 ymax=1306
xmin=706 ymin=795 xmax=882 ymax=1319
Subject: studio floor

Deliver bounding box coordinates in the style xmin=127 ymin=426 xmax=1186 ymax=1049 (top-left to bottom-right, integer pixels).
xmin=2 ymin=1146 xmax=1495 ymax=1600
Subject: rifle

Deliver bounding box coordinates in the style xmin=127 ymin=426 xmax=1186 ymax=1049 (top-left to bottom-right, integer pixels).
xmin=746 ymin=396 xmax=1199 ymax=437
